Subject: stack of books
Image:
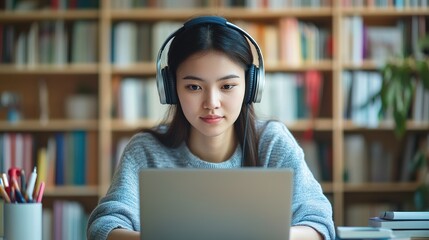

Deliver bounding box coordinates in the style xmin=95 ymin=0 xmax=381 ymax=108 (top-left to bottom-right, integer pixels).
xmin=369 ymin=211 xmax=429 ymax=239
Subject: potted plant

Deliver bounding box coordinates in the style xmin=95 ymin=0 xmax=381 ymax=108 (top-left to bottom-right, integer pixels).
xmin=374 ymin=35 xmax=429 ymax=210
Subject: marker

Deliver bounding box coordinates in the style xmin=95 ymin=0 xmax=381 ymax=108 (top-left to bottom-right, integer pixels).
xmin=8 ymin=167 xmax=21 ymax=183
xmin=25 ymin=167 xmax=37 ymax=201
xmin=36 ymin=181 xmax=45 ymax=203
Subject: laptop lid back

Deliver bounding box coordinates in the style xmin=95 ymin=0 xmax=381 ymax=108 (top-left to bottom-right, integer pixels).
xmin=139 ymin=168 xmax=293 ymax=240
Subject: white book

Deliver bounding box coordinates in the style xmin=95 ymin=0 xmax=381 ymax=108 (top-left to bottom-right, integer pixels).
xmin=344 ymin=134 xmax=367 ymax=183
xmin=27 ymin=22 xmax=39 ymax=66
xmin=337 ymin=226 xmax=393 ymax=239
xmin=341 ymin=17 xmax=351 ymax=62
xmin=381 ymin=211 xmax=429 ymax=220
xmin=15 ymin=31 xmax=27 ymax=66
xmin=72 ymin=21 xmax=85 ymax=63
xmin=54 ymin=20 xmax=67 ymax=65
xmin=351 ymin=15 xmax=363 ymax=65
xmin=369 ymin=217 xmax=429 ymax=229
xmin=367 ymin=72 xmax=382 ymax=127
xmin=120 ymin=78 xmax=144 ymax=122
xmin=114 ymin=22 xmax=138 ymax=66
xmin=351 ymin=71 xmax=369 ymax=126
xmin=85 ymin=22 xmax=98 ymax=63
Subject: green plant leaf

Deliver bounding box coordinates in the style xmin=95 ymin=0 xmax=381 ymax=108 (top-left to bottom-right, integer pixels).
xmin=418 ymin=60 xmax=429 ymax=89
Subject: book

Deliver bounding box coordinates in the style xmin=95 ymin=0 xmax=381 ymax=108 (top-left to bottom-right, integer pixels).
xmin=392 ymin=229 xmax=429 ymax=238
xmin=381 ymin=211 xmax=429 ymax=220
xmin=369 ymin=217 xmax=429 ymax=229
xmin=336 ymin=226 xmax=393 ymax=239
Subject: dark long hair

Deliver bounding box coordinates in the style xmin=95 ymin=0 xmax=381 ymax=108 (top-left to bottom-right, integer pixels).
xmin=146 ymin=20 xmax=261 ymax=166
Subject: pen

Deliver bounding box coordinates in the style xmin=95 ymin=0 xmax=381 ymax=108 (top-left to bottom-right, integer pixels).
xmin=25 ymin=167 xmax=37 ymax=201
xmin=1 ymin=173 xmax=9 ymax=187
xmin=10 ymin=186 xmax=15 ymax=203
xmin=36 ymin=181 xmax=45 ymax=203
xmin=20 ymin=169 xmax=26 ymax=193
xmin=2 ymin=173 xmax=9 ymax=195
xmin=12 ymin=178 xmax=26 ymax=203
xmin=0 ymin=184 xmax=11 ymax=203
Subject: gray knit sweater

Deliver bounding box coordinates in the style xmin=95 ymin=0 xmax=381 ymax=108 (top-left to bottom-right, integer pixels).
xmin=87 ymin=121 xmax=335 ymax=240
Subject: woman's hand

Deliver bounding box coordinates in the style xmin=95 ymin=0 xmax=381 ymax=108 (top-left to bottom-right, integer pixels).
xmin=107 ymin=228 xmax=140 ymax=240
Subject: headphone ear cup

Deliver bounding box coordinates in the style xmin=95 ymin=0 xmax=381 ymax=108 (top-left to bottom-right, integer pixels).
xmin=161 ymin=66 xmax=178 ymax=104
xmin=245 ymin=65 xmax=258 ymax=104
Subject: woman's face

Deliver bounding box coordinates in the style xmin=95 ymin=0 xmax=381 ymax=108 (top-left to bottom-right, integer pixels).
xmin=176 ymin=50 xmax=246 ymax=141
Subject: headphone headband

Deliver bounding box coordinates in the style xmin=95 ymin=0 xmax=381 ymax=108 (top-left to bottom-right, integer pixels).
xmin=156 ymin=16 xmax=265 ymax=104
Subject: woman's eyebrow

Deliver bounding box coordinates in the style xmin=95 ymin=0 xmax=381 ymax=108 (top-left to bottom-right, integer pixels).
xmin=218 ymin=74 xmax=240 ymax=80
xmin=181 ymin=74 xmax=240 ymax=81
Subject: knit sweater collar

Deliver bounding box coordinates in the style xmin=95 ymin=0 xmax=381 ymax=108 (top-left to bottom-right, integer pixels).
xmin=179 ymin=143 xmax=243 ymax=168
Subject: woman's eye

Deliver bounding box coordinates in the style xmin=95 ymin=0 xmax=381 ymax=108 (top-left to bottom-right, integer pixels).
xmin=222 ymin=84 xmax=235 ymax=90
xmin=187 ymin=85 xmax=201 ymax=91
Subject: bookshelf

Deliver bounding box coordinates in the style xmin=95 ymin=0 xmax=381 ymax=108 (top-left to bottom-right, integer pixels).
xmin=0 ymin=0 xmax=428 ymax=229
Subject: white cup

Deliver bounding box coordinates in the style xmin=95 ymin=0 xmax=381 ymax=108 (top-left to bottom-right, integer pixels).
xmin=4 ymin=203 xmax=42 ymax=240
xmin=0 ymin=199 xmax=4 ymax=239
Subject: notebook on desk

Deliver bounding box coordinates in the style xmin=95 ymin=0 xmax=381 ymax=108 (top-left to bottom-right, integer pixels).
xmin=139 ymin=168 xmax=293 ymax=240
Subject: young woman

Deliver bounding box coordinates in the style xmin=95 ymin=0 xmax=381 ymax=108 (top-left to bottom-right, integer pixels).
xmin=87 ymin=16 xmax=335 ymax=240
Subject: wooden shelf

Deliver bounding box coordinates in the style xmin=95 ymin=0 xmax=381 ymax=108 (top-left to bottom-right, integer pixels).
xmin=344 ymin=182 xmax=420 ymax=193
xmin=0 ymin=120 xmax=99 ymax=131
xmin=0 ymin=9 xmax=99 ymax=22
xmin=0 ymin=64 xmax=99 ymax=75
xmin=343 ymin=120 xmax=429 ymax=131
xmin=45 ymin=185 xmax=99 ymax=197
xmin=110 ymin=119 xmax=159 ymax=131
xmin=341 ymin=7 xmax=429 ymax=16
xmin=286 ymin=119 xmax=334 ymax=131
xmin=109 ymin=7 xmax=333 ymax=21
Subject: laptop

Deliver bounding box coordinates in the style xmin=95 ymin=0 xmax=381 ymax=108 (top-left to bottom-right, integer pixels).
xmin=139 ymin=168 xmax=293 ymax=240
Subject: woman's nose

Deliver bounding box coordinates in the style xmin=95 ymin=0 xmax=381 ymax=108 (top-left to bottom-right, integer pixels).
xmin=203 ymin=89 xmax=220 ymax=109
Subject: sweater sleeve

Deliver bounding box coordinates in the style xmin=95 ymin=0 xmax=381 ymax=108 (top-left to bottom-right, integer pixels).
xmin=259 ymin=121 xmax=335 ymax=240
xmin=87 ymin=138 xmax=143 ymax=240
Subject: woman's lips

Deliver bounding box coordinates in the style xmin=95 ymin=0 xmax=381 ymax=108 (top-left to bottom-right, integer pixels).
xmin=200 ymin=115 xmax=223 ymax=124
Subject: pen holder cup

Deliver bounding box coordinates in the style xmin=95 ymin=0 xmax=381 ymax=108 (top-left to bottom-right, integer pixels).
xmin=4 ymin=203 xmax=42 ymax=240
